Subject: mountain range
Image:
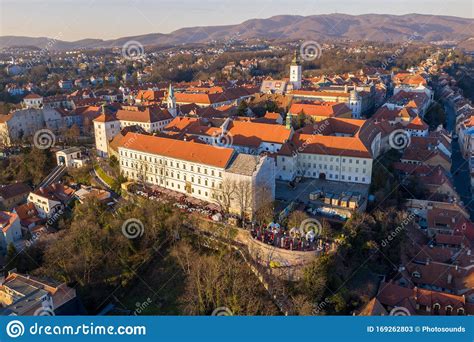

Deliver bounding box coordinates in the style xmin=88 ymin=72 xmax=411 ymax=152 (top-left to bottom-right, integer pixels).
xmin=1 ymin=13 xmax=473 ymax=51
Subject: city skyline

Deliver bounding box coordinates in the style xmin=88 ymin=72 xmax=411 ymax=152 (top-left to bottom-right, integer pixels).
xmin=1 ymin=0 xmax=473 ymax=41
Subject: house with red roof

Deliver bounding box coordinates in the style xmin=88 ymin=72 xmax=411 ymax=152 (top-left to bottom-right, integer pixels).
xmin=360 ymin=281 xmax=473 ymax=316
xmin=405 ymin=116 xmax=429 ymax=137
xmin=0 ymin=211 xmax=22 ymax=252
xmin=288 ymin=101 xmax=352 ymax=122
xmin=23 ymin=93 xmax=43 ymax=109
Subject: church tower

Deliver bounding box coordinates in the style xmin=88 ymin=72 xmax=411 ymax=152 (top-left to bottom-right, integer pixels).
xmin=167 ymin=84 xmax=177 ymax=117
xmin=289 ymin=50 xmax=302 ymax=90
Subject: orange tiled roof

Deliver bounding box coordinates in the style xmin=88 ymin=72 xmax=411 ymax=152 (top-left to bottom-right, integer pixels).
xmin=290 ymin=90 xmax=350 ymax=98
xmin=406 ymin=116 xmax=429 ymax=130
xmin=117 ymin=133 xmax=234 ymax=168
xmin=289 ymin=102 xmax=351 ymax=117
xmin=116 ymin=107 xmax=172 ymax=123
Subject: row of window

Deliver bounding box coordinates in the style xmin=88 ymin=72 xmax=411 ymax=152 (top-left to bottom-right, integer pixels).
xmin=124 ymin=170 xmax=222 ymax=199
xmin=119 ymin=152 xmax=222 ymax=177
xmin=296 ymin=163 xmax=368 ymax=174
xmin=122 ymin=165 xmax=222 ymax=189
xmin=282 ymin=155 xmax=368 ymax=165
xmin=294 ymin=170 xmax=366 ymax=183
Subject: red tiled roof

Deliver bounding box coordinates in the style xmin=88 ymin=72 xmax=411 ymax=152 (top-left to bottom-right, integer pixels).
xmin=406 ymin=116 xmax=429 ymax=130
xmin=0 ymin=183 xmax=31 ymax=200
xmin=0 ymin=211 xmax=18 ymax=233
xmin=117 ymin=133 xmax=234 ymax=168
xmin=24 ymin=93 xmax=42 ymax=99
xmin=289 ymin=102 xmax=351 ymax=117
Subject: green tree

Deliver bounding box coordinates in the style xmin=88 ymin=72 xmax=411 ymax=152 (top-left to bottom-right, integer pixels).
xmin=237 ymin=101 xmax=248 ymax=116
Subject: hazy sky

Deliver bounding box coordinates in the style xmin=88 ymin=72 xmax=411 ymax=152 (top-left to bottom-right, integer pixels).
xmin=1 ymin=0 xmax=473 ymax=41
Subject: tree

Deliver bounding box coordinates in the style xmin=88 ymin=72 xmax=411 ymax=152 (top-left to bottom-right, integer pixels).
xmin=234 ymin=179 xmax=253 ymax=225
xmin=237 ymin=101 xmax=248 ymax=116
xmin=5 ymin=243 xmax=18 ymax=271
xmin=287 ymin=210 xmax=309 ymax=229
xmin=297 ymin=110 xmax=306 ymax=128
xmin=254 ymin=184 xmax=274 ymax=225
xmin=172 ymin=241 xmax=278 ymax=315
xmin=299 ymin=256 xmax=329 ymax=304
xmin=212 ymin=179 xmax=236 ymax=216
xmin=64 ymin=124 xmax=80 ymax=144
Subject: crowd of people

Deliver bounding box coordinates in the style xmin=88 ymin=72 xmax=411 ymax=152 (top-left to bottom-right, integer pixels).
xmin=250 ymin=223 xmax=330 ymax=252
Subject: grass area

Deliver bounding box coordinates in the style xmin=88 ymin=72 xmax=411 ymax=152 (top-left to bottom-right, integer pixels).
xmin=93 ymin=164 xmax=114 ymax=188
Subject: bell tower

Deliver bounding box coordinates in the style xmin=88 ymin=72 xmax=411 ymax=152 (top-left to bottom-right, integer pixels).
xmin=289 ymin=50 xmax=302 ymax=90
xmin=167 ymin=84 xmax=177 ymax=117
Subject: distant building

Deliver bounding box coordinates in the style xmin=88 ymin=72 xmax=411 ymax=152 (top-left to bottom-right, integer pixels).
xmin=23 ymin=93 xmax=43 ymax=109
xmin=58 ymin=80 xmax=73 ymax=90
xmin=0 ymin=211 xmax=22 ymax=252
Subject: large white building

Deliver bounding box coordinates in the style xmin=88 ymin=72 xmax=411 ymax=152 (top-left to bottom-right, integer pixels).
xmin=276 ymin=118 xmax=381 ymax=184
xmin=117 ymin=133 xmax=275 ymax=218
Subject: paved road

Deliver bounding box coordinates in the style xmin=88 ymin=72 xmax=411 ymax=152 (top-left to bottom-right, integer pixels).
xmin=444 ymin=102 xmax=474 ymax=219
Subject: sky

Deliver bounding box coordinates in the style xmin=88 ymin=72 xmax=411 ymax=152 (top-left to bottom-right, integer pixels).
xmin=0 ymin=0 xmax=473 ymax=41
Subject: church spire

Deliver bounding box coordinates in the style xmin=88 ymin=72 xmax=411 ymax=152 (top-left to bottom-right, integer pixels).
xmin=285 ymin=113 xmax=292 ymax=130
xmin=291 ymin=50 xmax=300 ymax=66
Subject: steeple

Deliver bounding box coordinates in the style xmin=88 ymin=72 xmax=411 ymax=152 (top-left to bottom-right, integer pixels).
xmin=289 ymin=50 xmax=302 ymax=90
xmin=291 ymin=50 xmax=300 ymax=66
xmin=285 ymin=113 xmax=292 ymax=130
xmin=168 ymin=83 xmax=174 ymax=98
xmin=167 ymin=83 xmax=177 ymax=117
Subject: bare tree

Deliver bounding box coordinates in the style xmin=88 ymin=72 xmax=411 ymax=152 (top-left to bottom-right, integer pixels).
xmin=212 ymin=178 xmax=236 ymax=215
xmin=254 ymin=183 xmax=275 ymax=225
xmin=234 ymin=179 xmax=253 ymax=225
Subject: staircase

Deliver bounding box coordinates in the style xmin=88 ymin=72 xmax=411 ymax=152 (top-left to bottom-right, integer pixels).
xmin=37 ymin=165 xmax=67 ymax=189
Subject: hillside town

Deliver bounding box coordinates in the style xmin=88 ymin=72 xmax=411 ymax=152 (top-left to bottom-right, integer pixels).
xmin=0 ymin=37 xmax=473 ymax=317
